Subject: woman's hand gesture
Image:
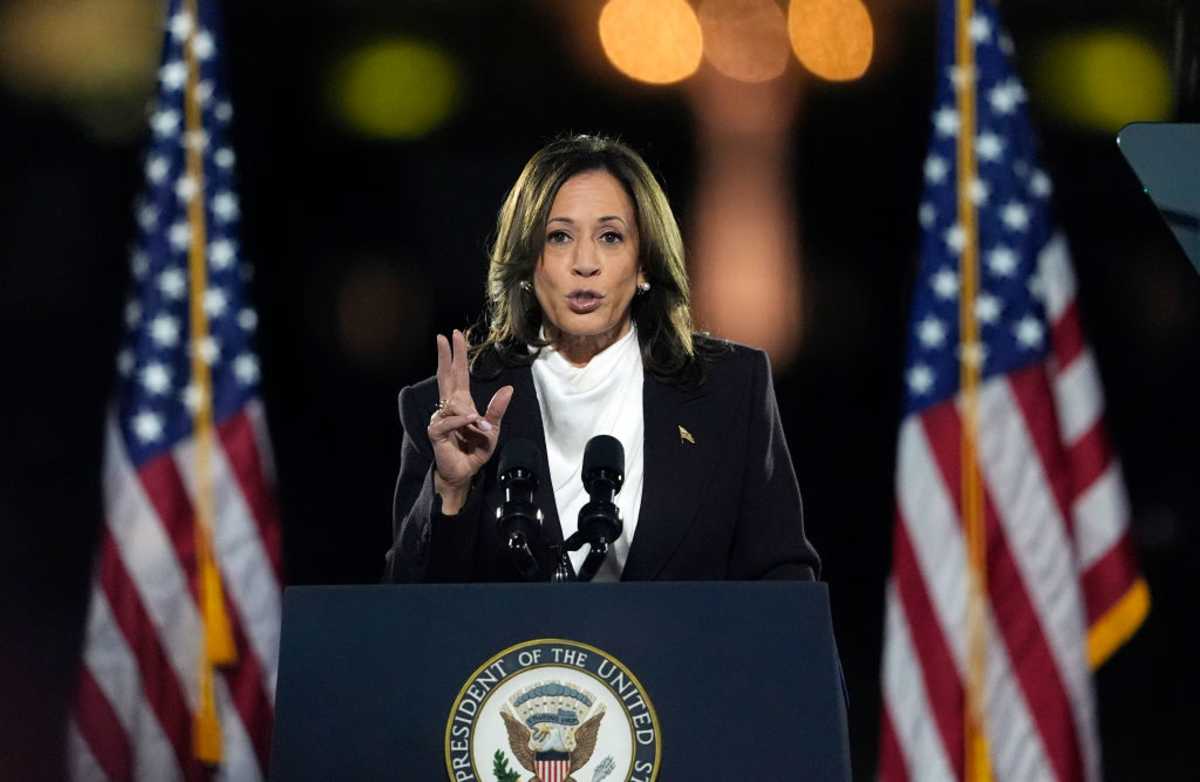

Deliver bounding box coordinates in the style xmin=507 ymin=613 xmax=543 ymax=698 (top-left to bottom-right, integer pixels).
xmin=428 ymin=330 xmax=513 ymax=514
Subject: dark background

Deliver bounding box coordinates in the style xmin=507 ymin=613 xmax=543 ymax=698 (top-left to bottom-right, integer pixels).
xmin=1 ymin=0 xmax=1197 ymax=778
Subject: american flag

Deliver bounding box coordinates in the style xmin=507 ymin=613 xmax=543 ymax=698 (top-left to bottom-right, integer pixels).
xmin=879 ymin=1 xmax=1148 ymax=780
xmin=68 ymin=1 xmax=281 ymax=779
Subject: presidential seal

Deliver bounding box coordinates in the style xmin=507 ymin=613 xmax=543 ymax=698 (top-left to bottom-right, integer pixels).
xmin=445 ymin=639 xmax=660 ymax=782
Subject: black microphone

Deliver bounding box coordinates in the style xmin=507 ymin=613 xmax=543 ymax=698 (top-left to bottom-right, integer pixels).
xmin=496 ymin=438 xmax=545 ymax=581
xmin=565 ymin=435 xmax=625 ymax=582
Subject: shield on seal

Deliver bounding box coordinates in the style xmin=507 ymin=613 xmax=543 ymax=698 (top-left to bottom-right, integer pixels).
xmin=535 ymin=752 xmax=571 ymax=782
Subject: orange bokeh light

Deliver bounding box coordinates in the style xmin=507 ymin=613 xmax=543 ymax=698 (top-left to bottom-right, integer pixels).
xmin=698 ymin=0 xmax=791 ymax=84
xmin=598 ymin=0 xmax=704 ymax=85
xmin=787 ymin=0 xmax=874 ymax=82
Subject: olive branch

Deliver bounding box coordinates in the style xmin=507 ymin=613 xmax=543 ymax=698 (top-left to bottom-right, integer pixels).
xmin=492 ymin=749 xmax=520 ymax=782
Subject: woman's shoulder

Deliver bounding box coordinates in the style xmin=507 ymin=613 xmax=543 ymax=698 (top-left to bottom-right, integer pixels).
xmin=692 ymin=334 xmax=772 ymax=382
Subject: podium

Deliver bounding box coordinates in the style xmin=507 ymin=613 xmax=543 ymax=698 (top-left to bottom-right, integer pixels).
xmin=270 ymin=582 xmax=850 ymax=780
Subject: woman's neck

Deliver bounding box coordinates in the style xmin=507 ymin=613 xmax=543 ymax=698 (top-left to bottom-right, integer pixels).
xmin=546 ymin=320 xmax=633 ymax=368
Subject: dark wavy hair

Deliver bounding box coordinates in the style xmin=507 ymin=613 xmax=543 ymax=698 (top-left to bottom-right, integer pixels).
xmin=469 ymin=134 xmax=723 ymax=385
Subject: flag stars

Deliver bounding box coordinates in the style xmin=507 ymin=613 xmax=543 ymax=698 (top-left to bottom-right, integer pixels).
xmin=969 ymin=13 xmax=992 ymax=43
xmin=125 ymin=301 xmax=141 ymax=327
xmin=159 ymin=268 xmax=186 ymax=299
xmin=192 ymin=30 xmax=215 ymax=60
xmin=1028 ymin=272 xmax=1046 ymax=302
xmin=214 ymin=148 xmax=235 ymax=169
xmin=238 ymin=309 xmax=258 ymax=331
xmin=907 ymin=364 xmax=935 ymax=396
xmin=174 ymin=175 xmax=198 ymax=203
xmin=132 ymin=411 xmax=165 ymax=443
xmin=159 ymin=61 xmax=186 ymax=91
xmin=1015 ymin=315 xmax=1045 ymax=348
xmin=209 ymin=239 xmax=236 ymax=269
xmin=151 ymin=109 xmax=180 ymax=138
xmin=183 ymin=129 xmax=209 ymax=152
xmin=1002 ymin=201 xmax=1031 ymax=232
xmin=987 ymin=245 xmax=1018 ymax=276
xmin=196 ymin=336 xmax=221 ymax=365
xmin=117 ymin=349 xmax=135 ymax=377
xmin=169 ymin=221 xmax=192 ymax=251
xmin=932 ymin=267 xmax=960 ymax=300
xmin=975 ymin=293 xmax=1002 ymax=324
xmin=137 ymin=204 xmax=159 ymax=230
xmin=944 ymin=223 xmax=966 ymax=255
xmin=168 ymin=11 xmax=193 ymax=41
xmin=212 ymin=192 xmax=239 ymax=222
xmin=196 ymin=80 xmax=214 ymax=106
xmin=989 ymin=83 xmax=1019 ymax=115
xmin=1030 ymin=170 xmax=1053 ymax=198
xmin=215 ymin=102 xmax=233 ymax=123
xmin=204 ymin=288 xmax=228 ymax=318
xmin=919 ymin=202 xmax=936 ymax=228
xmin=131 ymin=251 xmax=150 ymax=279
xmin=976 ymin=132 xmax=1004 ymax=162
xmin=150 ymin=314 xmax=180 ymax=347
xmin=140 ymin=363 xmax=172 ymax=395
xmin=146 ymin=155 xmax=169 ymax=184
xmin=934 ymin=106 xmax=960 ymax=137
xmin=234 ymin=354 xmax=260 ymax=385
xmin=925 ymin=154 xmax=949 ymax=184
xmin=948 ymin=64 xmax=975 ymax=90
xmin=917 ymin=316 xmax=947 ymax=349
xmin=969 ymin=177 xmax=990 ymax=206
xmin=182 ymin=383 xmax=207 ymax=413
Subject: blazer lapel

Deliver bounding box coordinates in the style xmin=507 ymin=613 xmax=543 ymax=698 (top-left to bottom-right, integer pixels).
xmin=622 ymin=376 xmax=710 ymax=580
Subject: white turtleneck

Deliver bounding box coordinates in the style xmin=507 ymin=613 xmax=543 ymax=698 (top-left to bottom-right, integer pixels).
xmin=530 ymin=325 xmax=645 ymax=582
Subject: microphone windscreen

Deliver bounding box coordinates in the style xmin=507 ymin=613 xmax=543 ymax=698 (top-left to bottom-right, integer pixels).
xmin=583 ymin=434 xmax=624 ymax=478
xmin=498 ymin=438 xmax=541 ymax=476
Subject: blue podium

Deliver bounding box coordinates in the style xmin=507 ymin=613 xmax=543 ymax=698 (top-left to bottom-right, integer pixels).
xmin=270 ymin=582 xmax=849 ymax=781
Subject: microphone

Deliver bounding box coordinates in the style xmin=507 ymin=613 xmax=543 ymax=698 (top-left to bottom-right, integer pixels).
xmin=496 ymin=438 xmax=545 ymax=581
xmin=565 ymin=435 xmax=625 ymax=582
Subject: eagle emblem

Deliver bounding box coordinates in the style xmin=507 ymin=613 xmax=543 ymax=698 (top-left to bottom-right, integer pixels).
xmin=499 ymin=681 xmax=606 ymax=782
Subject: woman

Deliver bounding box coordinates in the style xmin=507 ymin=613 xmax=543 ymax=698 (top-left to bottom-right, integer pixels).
xmin=384 ymin=134 xmax=818 ymax=583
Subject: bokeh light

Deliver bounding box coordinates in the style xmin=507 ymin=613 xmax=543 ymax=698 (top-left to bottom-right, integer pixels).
xmin=335 ymin=259 xmax=431 ymax=370
xmin=1033 ymin=30 xmax=1171 ymax=133
xmin=0 ymin=0 xmax=159 ymax=141
xmin=328 ymin=38 xmax=461 ymax=140
xmin=787 ymin=0 xmax=874 ymax=82
xmin=698 ymin=0 xmax=791 ymax=84
xmin=598 ymin=0 xmax=704 ymax=85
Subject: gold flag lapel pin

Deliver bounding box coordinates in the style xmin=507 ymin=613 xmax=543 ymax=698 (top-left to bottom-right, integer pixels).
xmin=678 ymin=425 xmax=695 ymax=445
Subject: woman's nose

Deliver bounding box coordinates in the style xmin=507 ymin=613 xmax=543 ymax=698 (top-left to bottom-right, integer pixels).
xmin=571 ymin=244 xmax=600 ymax=277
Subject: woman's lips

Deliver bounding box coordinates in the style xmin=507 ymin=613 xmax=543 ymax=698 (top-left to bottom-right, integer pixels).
xmin=566 ymin=290 xmax=604 ymax=314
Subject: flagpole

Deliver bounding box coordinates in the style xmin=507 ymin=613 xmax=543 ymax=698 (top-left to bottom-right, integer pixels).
xmin=182 ymin=0 xmax=237 ymax=765
xmin=953 ymin=0 xmax=992 ymax=779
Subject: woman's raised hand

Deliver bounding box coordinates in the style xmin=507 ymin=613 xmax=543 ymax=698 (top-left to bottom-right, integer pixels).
xmin=428 ymin=330 xmax=514 ymax=514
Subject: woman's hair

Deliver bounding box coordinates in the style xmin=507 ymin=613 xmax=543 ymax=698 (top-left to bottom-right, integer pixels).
xmin=470 ymin=133 xmax=722 ymax=384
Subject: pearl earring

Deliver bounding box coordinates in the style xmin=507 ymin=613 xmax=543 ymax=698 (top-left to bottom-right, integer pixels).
xmin=637 ymin=281 xmax=651 ymax=293
xmin=519 ymin=280 xmax=532 ymax=292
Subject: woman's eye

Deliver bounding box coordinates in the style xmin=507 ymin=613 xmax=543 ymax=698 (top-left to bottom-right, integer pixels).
xmin=546 ymin=230 xmax=570 ymax=244
xmin=599 ymin=231 xmax=623 ymax=244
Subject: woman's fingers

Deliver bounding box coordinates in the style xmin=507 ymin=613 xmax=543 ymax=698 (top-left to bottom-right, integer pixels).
xmin=452 ymin=329 xmax=471 ymax=390
xmin=435 ymin=334 xmax=452 ymax=399
xmin=484 ymin=385 xmax=514 ymax=428
xmin=428 ymin=412 xmax=481 ymax=442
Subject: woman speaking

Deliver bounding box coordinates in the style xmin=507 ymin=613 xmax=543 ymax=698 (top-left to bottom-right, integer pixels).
xmin=384 ymin=135 xmax=818 ymax=583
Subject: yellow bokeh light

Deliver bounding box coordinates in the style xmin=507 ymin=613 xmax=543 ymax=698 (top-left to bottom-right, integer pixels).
xmin=329 ymin=38 xmax=460 ymax=139
xmin=787 ymin=0 xmax=874 ymax=82
xmin=599 ymin=0 xmax=704 ymax=85
xmin=698 ymin=0 xmax=791 ymax=84
xmin=1034 ymin=30 xmax=1171 ymax=133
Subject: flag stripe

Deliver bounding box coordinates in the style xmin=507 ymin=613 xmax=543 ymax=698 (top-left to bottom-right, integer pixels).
xmin=1081 ymin=534 xmax=1141 ymax=626
xmin=221 ymin=592 xmax=273 ymax=773
xmin=881 ymin=578 xmax=956 ymax=781
xmin=173 ymin=435 xmax=280 ymax=700
xmin=877 ymin=693 xmax=913 ymax=782
xmin=216 ymin=406 xmax=282 ymax=578
xmin=922 ymin=401 xmax=1085 ymax=782
xmin=1074 ymin=464 xmax=1130 ymax=572
xmin=99 ymin=534 xmax=201 ymax=782
xmin=1052 ymin=351 xmax=1104 ymax=446
xmin=1005 ymin=363 xmax=1076 ymax=535
xmin=67 ymin=718 xmax=113 ymax=782
xmin=1050 ymin=300 xmax=1085 ymax=370
xmin=75 ymin=662 xmax=134 ymax=781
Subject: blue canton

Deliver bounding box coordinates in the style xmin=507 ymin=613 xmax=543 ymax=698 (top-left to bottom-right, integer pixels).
xmin=115 ymin=0 xmax=260 ymax=465
xmin=904 ymin=0 xmax=1057 ymax=416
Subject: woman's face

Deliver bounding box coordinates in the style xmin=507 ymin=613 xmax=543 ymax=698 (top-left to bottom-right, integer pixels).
xmin=533 ymin=169 xmax=643 ymax=346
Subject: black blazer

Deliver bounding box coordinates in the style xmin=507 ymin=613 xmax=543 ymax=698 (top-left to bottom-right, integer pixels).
xmin=384 ymin=343 xmax=819 ymax=583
